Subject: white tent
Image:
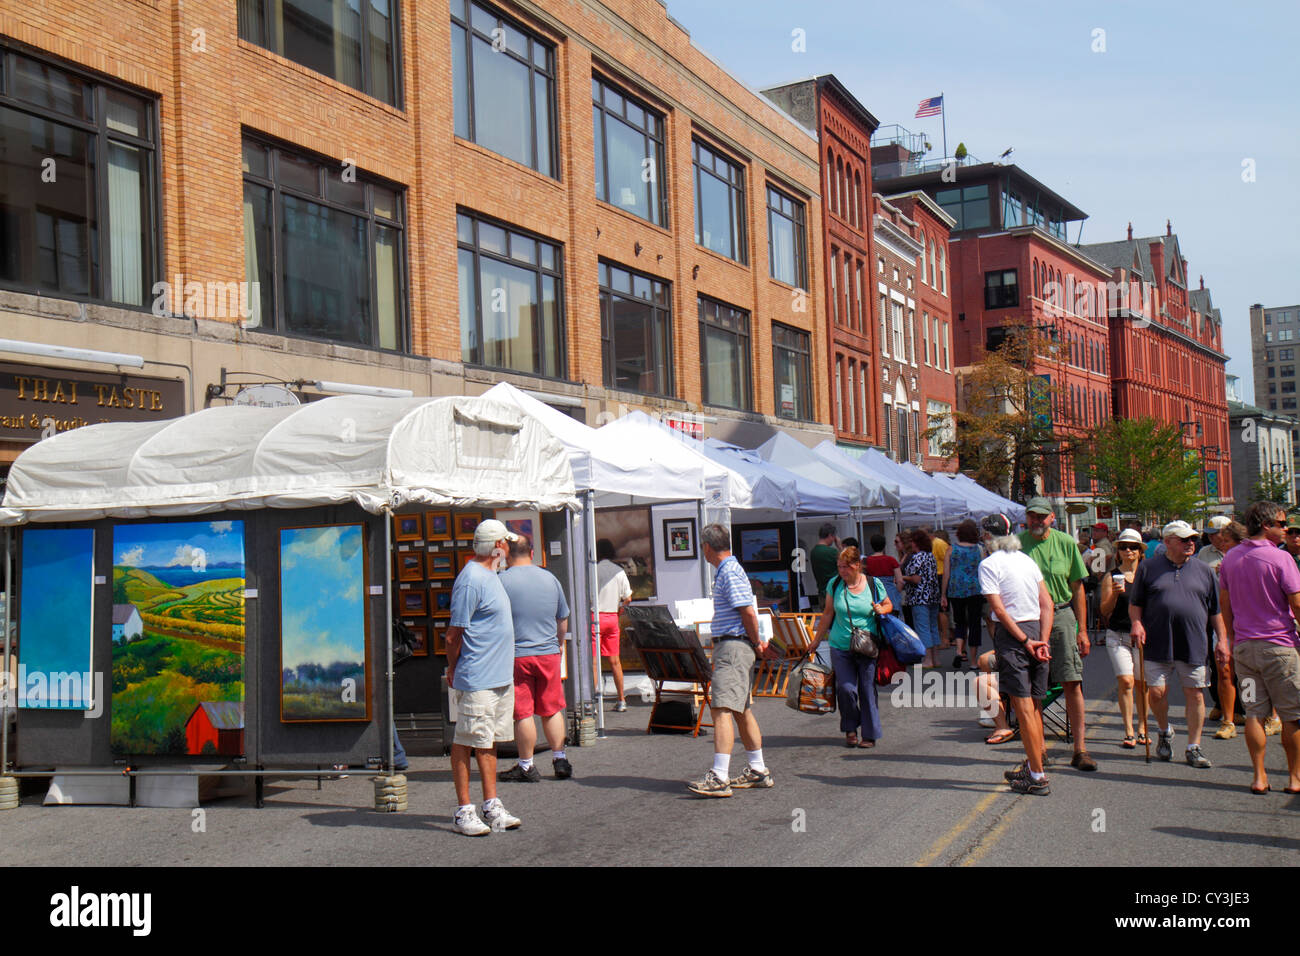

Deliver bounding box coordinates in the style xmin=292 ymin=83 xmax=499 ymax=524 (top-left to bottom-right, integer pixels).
xmin=702 ymin=439 xmax=851 ymax=515
xmin=941 ymin=473 xmax=1027 ymax=523
xmin=823 ymin=443 xmax=942 ymax=525
xmin=0 ymin=394 xmax=578 ymax=524
xmin=755 ymin=432 xmax=893 ymax=517
xmin=896 ymin=460 xmax=973 ymax=526
xmin=595 ymin=411 xmax=731 ymax=515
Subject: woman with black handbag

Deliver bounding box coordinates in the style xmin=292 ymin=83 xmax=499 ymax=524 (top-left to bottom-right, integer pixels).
xmin=806 ymin=546 xmax=893 ymax=748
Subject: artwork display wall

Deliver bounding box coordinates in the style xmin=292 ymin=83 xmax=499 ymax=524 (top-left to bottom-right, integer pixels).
xmin=19 ymin=528 xmax=95 ymax=710
xmin=110 ymin=520 xmax=246 ymax=756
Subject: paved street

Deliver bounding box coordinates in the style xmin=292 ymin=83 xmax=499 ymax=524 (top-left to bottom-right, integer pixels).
xmin=1 ymin=648 xmax=1295 ymax=867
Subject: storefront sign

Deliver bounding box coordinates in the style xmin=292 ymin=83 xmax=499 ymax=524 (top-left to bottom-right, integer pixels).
xmin=0 ymin=361 xmax=184 ymax=443
xmin=665 ymin=417 xmax=704 ymax=440
xmin=234 ymin=384 xmax=300 ymax=408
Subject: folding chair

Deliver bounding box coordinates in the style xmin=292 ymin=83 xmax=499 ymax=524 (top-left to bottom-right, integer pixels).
xmin=622 ymin=605 xmax=714 ymax=737
xmin=752 ymin=613 xmax=812 ymax=698
xmin=1002 ymin=683 xmax=1071 ymax=742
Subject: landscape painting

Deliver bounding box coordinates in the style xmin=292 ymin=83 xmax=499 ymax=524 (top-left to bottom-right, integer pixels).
xmin=19 ymin=528 xmax=94 ymax=710
xmin=594 ymin=506 xmax=656 ymax=600
xmin=111 ymin=521 xmax=245 ymax=755
xmin=280 ymin=524 xmax=370 ymax=722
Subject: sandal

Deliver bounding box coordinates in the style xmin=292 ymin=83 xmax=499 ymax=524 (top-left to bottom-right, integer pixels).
xmin=1121 ymin=735 xmax=1136 ymax=749
xmin=858 ymin=739 xmax=876 ymax=749
xmin=845 ymin=733 xmax=859 ymax=748
xmin=1134 ymin=733 xmax=1150 ymax=746
xmin=985 ymin=729 xmax=1016 ymax=745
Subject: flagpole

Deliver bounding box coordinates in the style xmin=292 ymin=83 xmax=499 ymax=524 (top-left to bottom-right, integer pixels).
xmin=941 ymin=91 xmax=948 ymax=161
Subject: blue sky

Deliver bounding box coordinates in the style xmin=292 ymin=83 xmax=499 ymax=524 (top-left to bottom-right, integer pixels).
xmin=667 ymin=0 xmax=1300 ymax=403
xmin=114 ymin=521 xmax=245 ymax=569
xmin=279 ymin=525 xmax=366 ymax=670
xmin=20 ymin=528 xmax=93 ymax=707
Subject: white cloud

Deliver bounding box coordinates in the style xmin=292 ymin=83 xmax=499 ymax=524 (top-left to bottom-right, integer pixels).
xmin=166 ymin=544 xmax=199 ymax=568
xmin=117 ymin=546 xmax=144 ymax=567
xmin=210 ymin=521 xmax=233 ymax=534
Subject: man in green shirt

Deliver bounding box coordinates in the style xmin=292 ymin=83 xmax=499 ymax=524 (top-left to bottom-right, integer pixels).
xmin=810 ymin=523 xmax=840 ymax=609
xmin=1019 ymin=497 xmax=1096 ymax=772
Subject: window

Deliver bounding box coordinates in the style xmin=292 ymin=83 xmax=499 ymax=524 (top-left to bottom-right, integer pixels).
xmin=1002 ymin=190 xmax=1023 ymax=228
xmin=242 ymin=137 xmax=405 ymax=349
xmin=830 ymin=249 xmax=839 ymax=325
xmin=930 ymin=241 xmax=938 ymax=288
xmin=1284 ymin=365 xmax=1296 ymax=377
xmin=1269 ymin=367 xmax=1277 ymax=378
xmin=927 ymin=400 xmax=953 ymax=457
xmin=943 ymin=322 xmax=951 ymax=370
xmin=855 ymin=261 xmax=865 ymax=333
xmin=457 ymin=211 xmax=563 ymax=377
xmin=846 ymin=359 xmax=856 ymax=433
xmin=1282 ymin=382 xmax=1295 ymax=394
xmin=984 ymin=269 xmax=1019 ymax=309
xmin=766 ymin=185 xmax=807 ymax=289
xmin=693 ymin=140 xmax=746 ymax=262
xmin=907 ymin=308 xmax=917 ymax=365
xmin=593 ymin=76 xmax=666 ymax=225
xmin=599 ymin=261 xmax=671 ymax=396
xmin=699 ymin=297 xmax=750 ymax=410
xmin=939 ymin=246 xmax=946 ymax=294
xmin=1269 ymin=383 xmax=1277 ymax=394
xmin=1281 ymin=349 xmax=1294 ymax=360
xmin=1266 ymin=331 xmax=1273 ymax=343
xmin=922 ymin=312 xmax=931 ymax=365
xmin=845 ymin=257 xmax=854 ymax=328
xmin=935 ymin=184 xmax=990 ymax=231
xmin=879 ymin=257 xmax=885 ymax=274
xmin=773 ymin=323 xmax=812 ymax=421
xmin=0 ymin=49 xmax=158 ymax=306
xmin=879 ymin=294 xmax=889 ymax=356
xmin=1285 ymin=399 xmax=1297 ymax=410
xmin=240 ymin=0 xmax=400 ymax=105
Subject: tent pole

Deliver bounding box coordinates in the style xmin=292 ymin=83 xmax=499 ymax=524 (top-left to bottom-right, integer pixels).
xmin=384 ymin=509 xmax=395 ymax=775
xmin=2 ymin=527 xmax=11 ymax=772
xmin=697 ymin=499 xmax=709 ymax=596
xmin=584 ymin=491 xmax=604 ymax=738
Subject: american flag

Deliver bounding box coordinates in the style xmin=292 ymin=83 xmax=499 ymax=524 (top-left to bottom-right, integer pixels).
xmin=915 ymin=95 xmax=943 ymax=118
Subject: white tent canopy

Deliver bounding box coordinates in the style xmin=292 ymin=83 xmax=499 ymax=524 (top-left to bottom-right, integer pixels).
xmin=800 ymin=440 xmax=901 ymax=517
xmin=755 ymin=432 xmax=889 ymax=516
xmin=702 ymin=439 xmax=851 ymax=515
xmin=896 ymin=459 xmax=973 ymax=525
xmin=824 ymin=443 xmax=942 ymax=525
xmin=596 ymin=411 xmax=731 ymax=513
xmin=0 ymin=394 xmax=578 ymax=524
xmin=941 ymin=473 xmax=1027 ymax=523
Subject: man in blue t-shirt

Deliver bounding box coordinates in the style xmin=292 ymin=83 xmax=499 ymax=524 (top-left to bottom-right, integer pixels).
xmin=497 ymin=534 xmax=572 ymax=783
xmin=446 ymin=519 xmax=523 ymax=837
xmin=687 ymin=523 xmax=773 ymax=798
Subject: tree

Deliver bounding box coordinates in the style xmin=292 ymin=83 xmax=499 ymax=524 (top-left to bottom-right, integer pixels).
xmin=1074 ymin=417 xmax=1204 ymax=522
xmin=1251 ymin=467 xmax=1295 ymax=509
xmin=927 ymin=327 xmax=1065 ymax=500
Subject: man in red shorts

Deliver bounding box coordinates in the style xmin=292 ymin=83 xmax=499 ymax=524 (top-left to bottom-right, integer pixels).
xmin=497 ymin=535 xmax=573 ymax=781
xmin=595 ymin=538 xmax=632 ymax=711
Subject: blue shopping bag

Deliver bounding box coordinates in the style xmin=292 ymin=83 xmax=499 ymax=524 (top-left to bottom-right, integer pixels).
xmin=880 ymin=613 xmax=926 ymax=665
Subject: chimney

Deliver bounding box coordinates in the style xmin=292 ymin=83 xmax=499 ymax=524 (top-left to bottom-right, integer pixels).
xmin=1166 ymin=219 xmax=1172 ymax=236
xmin=1127 ymin=222 xmax=1133 ymax=240
xmin=1199 ymin=275 xmax=1204 ymax=290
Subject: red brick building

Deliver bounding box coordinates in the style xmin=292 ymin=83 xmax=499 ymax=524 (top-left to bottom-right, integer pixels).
xmin=1080 ymin=224 xmax=1232 ymax=508
xmin=760 ymin=75 xmax=880 ymax=448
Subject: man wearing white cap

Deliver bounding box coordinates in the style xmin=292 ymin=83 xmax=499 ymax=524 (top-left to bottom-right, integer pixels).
xmin=1129 ymin=520 xmax=1226 ymax=769
xmin=1196 ymin=516 xmax=1233 ymax=575
xmin=445 ymin=519 xmax=524 ymax=836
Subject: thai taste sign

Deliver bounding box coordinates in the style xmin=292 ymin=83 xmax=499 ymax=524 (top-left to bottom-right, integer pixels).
xmin=0 ymin=361 xmax=185 ymax=443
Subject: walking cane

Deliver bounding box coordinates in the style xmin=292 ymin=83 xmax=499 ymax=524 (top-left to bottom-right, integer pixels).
xmin=1135 ymin=632 xmax=1150 ymax=763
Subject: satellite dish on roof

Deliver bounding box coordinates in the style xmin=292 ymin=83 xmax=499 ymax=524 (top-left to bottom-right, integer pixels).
xmin=233 ymin=384 xmax=300 ymax=408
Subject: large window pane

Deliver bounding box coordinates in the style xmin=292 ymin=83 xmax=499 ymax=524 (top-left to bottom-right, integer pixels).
xmin=699 ymin=298 xmax=750 ymax=410
xmin=452 ymin=24 xmax=470 ymax=139
xmin=767 ymin=186 xmax=805 ymax=289
xmin=458 ymin=248 xmax=477 ymax=362
xmin=593 ymin=77 xmax=665 ymax=226
xmin=106 ymin=142 xmax=146 ymax=306
xmin=601 ymin=262 xmax=670 ymax=396
xmin=280 ymin=194 xmax=371 ymax=346
xmin=471 ymin=35 xmax=531 ymax=168
xmin=375 ymin=224 xmax=399 ymax=350
xmin=479 ymin=256 xmax=538 ymax=373
xmin=242 ymin=183 xmax=273 ymax=328
xmin=773 ymin=323 xmax=811 ymax=421
xmin=694 ymin=141 xmax=744 ymax=263
xmin=605 ymin=117 xmax=651 ymax=220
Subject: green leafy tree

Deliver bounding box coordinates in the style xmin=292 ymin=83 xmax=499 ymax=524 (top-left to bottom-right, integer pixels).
xmin=1251 ymin=468 xmax=1295 ymax=510
xmin=1075 ymin=417 xmax=1204 ymax=522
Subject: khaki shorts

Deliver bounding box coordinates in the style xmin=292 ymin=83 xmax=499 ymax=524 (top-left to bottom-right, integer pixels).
xmin=1049 ymin=606 xmax=1085 ymax=684
xmin=1233 ymin=640 xmax=1300 ymax=722
xmin=710 ymin=639 xmax=756 ymax=713
xmin=1143 ymin=658 xmax=1210 ymax=690
xmin=451 ymin=685 xmax=515 ymax=749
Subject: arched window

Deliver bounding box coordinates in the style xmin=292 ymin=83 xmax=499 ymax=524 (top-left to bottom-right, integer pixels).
xmin=826 ymin=149 xmax=838 ymax=217
xmin=854 ymin=170 xmax=863 ymax=227
xmin=1033 ymin=259 xmax=1040 ymax=298
xmin=836 ymin=156 xmax=846 ymax=218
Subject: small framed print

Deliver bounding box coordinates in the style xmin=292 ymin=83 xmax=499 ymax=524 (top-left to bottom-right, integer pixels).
xmin=663 ymin=517 xmax=697 ymax=561
xmin=425 ymin=510 xmax=451 ymax=542
xmin=409 ymin=625 xmax=429 ymax=658
xmin=399 ymin=589 xmax=427 ymax=616
xmin=432 ymin=589 xmax=452 ymax=618
xmin=427 ymin=551 xmax=454 ymax=579
xmin=394 ymin=514 xmax=422 ymax=542
xmin=397 ymin=550 xmax=424 ymax=582
xmin=455 ymin=512 xmax=481 ymax=539
xmin=496 ymin=509 xmax=544 ymax=565
xmin=432 ymin=625 xmax=447 ymax=655
xmin=457 ymin=550 xmax=475 ymax=572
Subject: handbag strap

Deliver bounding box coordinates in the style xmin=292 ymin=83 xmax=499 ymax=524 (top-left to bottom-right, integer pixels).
xmin=837 ymin=575 xmax=880 ymax=630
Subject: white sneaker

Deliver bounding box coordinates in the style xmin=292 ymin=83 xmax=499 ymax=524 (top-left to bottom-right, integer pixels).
xmin=454 ymin=806 xmax=491 ymax=837
xmin=481 ymin=799 xmax=521 ymax=831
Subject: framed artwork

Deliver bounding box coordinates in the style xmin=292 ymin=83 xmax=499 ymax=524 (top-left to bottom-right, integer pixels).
xmin=280 ymin=524 xmax=371 ymax=722
xmin=432 ymin=589 xmax=453 ymax=617
xmin=19 ymin=528 xmax=95 ymax=710
xmin=396 ymin=550 xmax=424 ymax=582
xmin=662 ymin=517 xmax=697 ymax=562
xmin=432 ymin=625 xmax=447 ymax=655
xmin=425 ymin=510 xmax=451 ymax=542
xmin=496 ymin=508 xmax=543 ymax=565
xmin=747 ymin=570 xmax=792 ymax=613
xmin=455 ymin=512 xmax=481 ymax=539
xmin=594 ymin=506 xmax=656 ymax=601
xmin=393 ymin=514 xmax=422 ymax=542
xmin=739 ymin=526 xmax=783 ymax=564
xmin=400 ymin=589 xmax=428 ymax=616
xmin=457 ymin=550 xmax=475 ymax=572
xmin=110 ymin=520 xmax=246 ymax=755
xmin=427 ymin=551 xmax=454 ymax=579
xmin=408 ymin=625 xmax=429 ymax=658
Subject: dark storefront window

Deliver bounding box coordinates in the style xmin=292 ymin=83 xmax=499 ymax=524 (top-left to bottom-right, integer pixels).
xmin=698 ymin=297 xmax=751 ymax=410
xmin=773 ymin=322 xmax=812 ymax=421
xmin=600 ymin=261 xmax=672 ymax=396
xmin=985 ymin=269 xmax=1019 ymax=309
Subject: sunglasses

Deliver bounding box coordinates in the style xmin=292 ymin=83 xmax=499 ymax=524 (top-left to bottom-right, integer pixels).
xmin=1117 ymin=545 xmax=1142 ymax=552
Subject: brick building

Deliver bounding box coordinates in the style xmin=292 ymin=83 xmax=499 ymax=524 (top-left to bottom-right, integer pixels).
xmin=760 ymin=75 xmax=881 ymax=449
xmin=1248 ymin=301 xmax=1300 ymax=501
xmin=1228 ymin=399 xmax=1295 ymax=509
xmin=0 ymin=0 xmax=831 ymax=480
xmin=1080 ymin=224 xmax=1232 ymax=509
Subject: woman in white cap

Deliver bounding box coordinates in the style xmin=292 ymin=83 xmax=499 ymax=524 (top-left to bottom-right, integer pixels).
xmin=1099 ymin=528 xmax=1146 ymax=748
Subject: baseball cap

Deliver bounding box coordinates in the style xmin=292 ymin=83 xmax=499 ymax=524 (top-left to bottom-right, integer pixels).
xmin=1204 ymin=515 xmax=1231 ymax=533
xmin=1092 ymin=522 xmax=1109 ymax=532
xmin=473 ymin=519 xmax=520 ymax=546
xmin=1162 ymin=520 xmax=1199 ymax=539
xmin=1025 ymin=497 xmax=1054 ymax=515
xmin=1116 ymin=528 xmax=1143 ymax=545
xmin=980 ymin=513 xmax=1012 ymax=537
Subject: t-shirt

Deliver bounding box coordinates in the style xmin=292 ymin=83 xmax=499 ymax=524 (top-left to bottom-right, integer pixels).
xmin=931 ymin=537 xmax=949 ymax=575
xmin=710 ymin=555 xmax=755 ymax=638
xmin=499 ymin=564 xmax=570 ymax=657
xmin=826 ymin=576 xmax=886 ymax=652
xmin=449 ymin=560 xmax=515 ymax=691
xmin=811 ymin=543 xmax=839 ymax=594
xmin=902 ymin=550 xmax=940 ymax=606
xmin=1195 ymin=544 xmax=1225 ymax=576
xmin=1219 ymin=538 xmax=1300 ymax=647
xmin=1129 ymin=554 xmax=1219 ymax=665
xmin=1019 ymin=528 xmax=1087 ymax=605
xmin=864 ymin=554 xmax=899 ymax=578
xmin=978 ymin=550 xmax=1044 ymax=622
xmin=946 ymin=542 xmax=983 ymax=598
xmin=596 ymin=559 xmax=632 ymax=614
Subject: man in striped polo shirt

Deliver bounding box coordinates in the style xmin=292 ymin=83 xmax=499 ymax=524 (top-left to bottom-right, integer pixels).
xmin=687 ymin=523 xmax=774 ymax=797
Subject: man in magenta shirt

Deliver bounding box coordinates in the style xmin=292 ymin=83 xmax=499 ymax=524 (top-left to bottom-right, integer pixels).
xmin=1218 ymin=501 xmax=1300 ymax=795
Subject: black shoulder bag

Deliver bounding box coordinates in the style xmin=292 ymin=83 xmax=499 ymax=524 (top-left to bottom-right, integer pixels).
xmin=835 ymin=576 xmax=880 ymax=659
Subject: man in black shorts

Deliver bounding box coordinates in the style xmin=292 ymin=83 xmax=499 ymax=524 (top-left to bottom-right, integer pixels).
xmin=978 ymin=514 xmax=1056 ymax=795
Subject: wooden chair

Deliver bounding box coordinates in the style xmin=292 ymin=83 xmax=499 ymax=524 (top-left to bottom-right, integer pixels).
xmin=753 ymin=614 xmax=814 ymax=698
xmin=622 ymin=605 xmax=714 ymax=737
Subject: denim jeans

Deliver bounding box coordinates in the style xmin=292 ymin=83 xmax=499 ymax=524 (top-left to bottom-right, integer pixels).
xmin=830 ymin=647 xmax=882 ymax=741
xmin=910 ymin=603 xmax=941 ymax=649
xmin=392 ymin=726 xmax=409 ymax=770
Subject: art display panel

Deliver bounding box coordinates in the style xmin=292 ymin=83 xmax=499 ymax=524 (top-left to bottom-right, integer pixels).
xmin=279 ymin=524 xmax=371 ymax=722
xmin=110 ymin=520 xmax=246 ymax=755
xmin=595 ymin=506 xmax=656 ymax=600
xmin=19 ymin=528 xmax=95 ymax=710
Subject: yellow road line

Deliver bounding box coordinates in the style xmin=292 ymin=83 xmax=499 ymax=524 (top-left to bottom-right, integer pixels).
xmin=959 ymin=797 xmax=1031 ymax=867
xmin=913 ymin=789 xmax=1001 ymax=867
